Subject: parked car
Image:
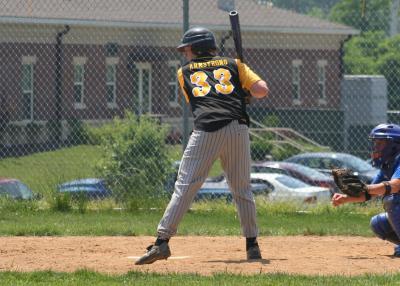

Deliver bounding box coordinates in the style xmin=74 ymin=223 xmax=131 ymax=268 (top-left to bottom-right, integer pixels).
xmin=251 ymin=161 xmax=337 ymax=194
xmin=250 ymin=164 xmax=290 ymax=176
xmin=57 ymin=178 xmax=112 ymax=199
xmin=0 ymin=178 xmax=34 ymax=200
xmin=284 ymin=152 xmax=379 ymax=183
xmin=196 ymin=177 xmax=273 ymax=202
xmin=250 ymin=173 xmax=331 ymax=203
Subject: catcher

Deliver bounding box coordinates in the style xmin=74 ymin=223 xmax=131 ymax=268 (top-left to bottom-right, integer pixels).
xmin=332 ymin=123 xmax=400 ymax=256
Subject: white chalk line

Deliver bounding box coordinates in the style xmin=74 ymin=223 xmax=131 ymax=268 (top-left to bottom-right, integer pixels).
xmin=127 ymin=256 xmax=190 ymax=260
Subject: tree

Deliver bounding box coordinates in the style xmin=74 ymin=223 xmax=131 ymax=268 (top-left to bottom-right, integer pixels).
xmin=329 ymin=0 xmax=391 ymax=33
xmin=376 ymin=35 xmax=400 ymax=109
xmin=307 ymin=7 xmax=325 ymax=19
xmin=343 ymin=31 xmax=385 ymax=74
xmin=269 ymin=0 xmax=339 ymax=15
xmin=343 ymin=31 xmax=400 ymax=109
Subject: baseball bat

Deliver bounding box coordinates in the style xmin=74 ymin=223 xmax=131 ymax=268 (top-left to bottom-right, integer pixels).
xmin=229 ymin=10 xmax=252 ymax=104
xmin=229 ymin=10 xmax=244 ymax=62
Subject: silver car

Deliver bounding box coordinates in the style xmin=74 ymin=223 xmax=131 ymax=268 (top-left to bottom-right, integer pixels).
xmin=196 ymin=177 xmax=273 ymax=202
xmin=250 ymin=173 xmax=331 ymax=203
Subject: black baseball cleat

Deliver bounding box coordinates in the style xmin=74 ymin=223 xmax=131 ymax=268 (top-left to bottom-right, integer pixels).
xmin=135 ymin=242 xmax=171 ymax=265
xmin=247 ymin=244 xmax=262 ymax=260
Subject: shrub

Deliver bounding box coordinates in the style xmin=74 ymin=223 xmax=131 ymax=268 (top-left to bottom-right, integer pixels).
xmin=93 ymin=112 xmax=172 ymax=210
xmin=66 ymin=118 xmax=90 ymax=145
xmin=262 ymin=114 xmax=280 ymax=127
xmin=75 ymin=192 xmax=89 ymax=214
xmin=250 ymin=138 xmax=273 ymax=161
xmin=49 ymin=192 xmax=72 ymax=212
xmin=0 ymin=197 xmax=39 ymax=213
xmin=271 ymin=144 xmax=300 ymax=161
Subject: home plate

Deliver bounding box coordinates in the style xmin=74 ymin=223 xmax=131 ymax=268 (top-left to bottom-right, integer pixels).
xmin=128 ymin=256 xmax=190 ymax=260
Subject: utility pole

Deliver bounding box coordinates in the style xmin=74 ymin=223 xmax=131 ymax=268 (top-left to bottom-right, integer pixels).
xmin=390 ymin=0 xmax=400 ymax=37
xmin=54 ymin=25 xmax=70 ymax=146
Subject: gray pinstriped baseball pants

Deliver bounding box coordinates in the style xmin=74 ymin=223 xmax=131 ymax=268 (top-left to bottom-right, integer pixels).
xmin=157 ymin=120 xmax=259 ymax=239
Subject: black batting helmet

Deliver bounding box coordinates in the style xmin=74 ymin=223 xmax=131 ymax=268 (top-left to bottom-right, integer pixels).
xmin=177 ymin=27 xmax=217 ymax=52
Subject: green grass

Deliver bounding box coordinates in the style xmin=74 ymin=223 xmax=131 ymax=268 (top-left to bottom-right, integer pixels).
xmin=0 ymin=200 xmax=379 ymax=236
xmin=0 ymin=144 xmax=223 ymax=194
xmin=0 ymin=145 xmax=380 ymax=237
xmin=1 ymin=270 xmax=400 ymax=286
xmin=0 ymin=145 xmax=102 ymax=193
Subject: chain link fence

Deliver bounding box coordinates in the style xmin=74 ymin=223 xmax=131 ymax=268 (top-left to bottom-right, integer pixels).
xmin=0 ymin=0 xmax=397 ymax=204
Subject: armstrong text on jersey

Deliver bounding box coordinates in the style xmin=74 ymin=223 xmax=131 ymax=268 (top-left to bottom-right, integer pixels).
xmin=189 ymin=59 xmax=228 ymax=70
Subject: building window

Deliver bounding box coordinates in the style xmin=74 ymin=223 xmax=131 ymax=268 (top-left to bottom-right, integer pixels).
xmin=21 ymin=56 xmax=36 ymax=121
xmin=106 ymin=57 xmax=119 ymax=108
xmin=132 ymin=62 xmax=152 ymax=115
xmin=317 ymin=60 xmax=327 ymax=104
xmin=168 ymin=61 xmax=180 ymax=106
xmin=292 ymin=60 xmax=302 ymax=104
xmin=73 ymin=57 xmax=87 ymax=109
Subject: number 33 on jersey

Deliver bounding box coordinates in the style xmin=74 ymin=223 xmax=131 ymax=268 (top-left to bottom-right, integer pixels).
xmin=177 ymin=57 xmax=261 ymax=104
xmin=190 ymin=68 xmax=234 ymax=97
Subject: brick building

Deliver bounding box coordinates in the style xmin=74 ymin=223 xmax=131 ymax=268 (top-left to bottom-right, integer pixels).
xmin=0 ymin=0 xmax=357 ymax=147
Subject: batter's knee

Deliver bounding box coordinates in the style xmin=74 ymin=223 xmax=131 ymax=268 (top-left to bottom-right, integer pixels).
xmin=173 ymin=178 xmax=204 ymax=198
xmin=370 ymin=213 xmax=395 ymax=241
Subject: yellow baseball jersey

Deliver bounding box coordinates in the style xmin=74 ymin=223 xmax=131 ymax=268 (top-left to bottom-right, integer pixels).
xmin=177 ymin=56 xmax=261 ymax=132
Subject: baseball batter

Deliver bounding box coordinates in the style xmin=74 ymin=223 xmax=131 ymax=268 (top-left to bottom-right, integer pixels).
xmin=135 ymin=27 xmax=269 ymax=265
xmin=332 ymin=123 xmax=400 ymax=257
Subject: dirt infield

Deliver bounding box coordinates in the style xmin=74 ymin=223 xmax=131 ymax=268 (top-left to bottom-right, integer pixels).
xmin=1 ymin=236 xmax=400 ymax=276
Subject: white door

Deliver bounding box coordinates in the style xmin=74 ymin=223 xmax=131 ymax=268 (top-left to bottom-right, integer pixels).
xmin=133 ymin=62 xmax=152 ymax=115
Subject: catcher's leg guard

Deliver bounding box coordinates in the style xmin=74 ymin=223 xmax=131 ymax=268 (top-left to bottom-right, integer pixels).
xmin=370 ymin=213 xmax=400 ymax=244
xmin=394 ymin=245 xmax=400 ymax=257
xmin=383 ymin=195 xmax=400 ymax=244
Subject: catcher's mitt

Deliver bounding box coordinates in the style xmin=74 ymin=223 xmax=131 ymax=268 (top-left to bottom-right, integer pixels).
xmin=331 ymin=168 xmax=368 ymax=197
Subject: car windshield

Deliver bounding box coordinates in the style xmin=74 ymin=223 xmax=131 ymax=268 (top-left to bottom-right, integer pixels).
xmin=17 ymin=182 xmax=33 ymax=199
xmin=286 ymin=164 xmax=330 ymax=180
xmin=251 ymin=166 xmax=287 ymax=175
xmin=0 ymin=181 xmax=32 ymax=199
xmin=343 ymin=155 xmax=375 ymax=172
xmin=0 ymin=182 xmax=20 ymax=198
xmin=275 ymin=175 xmax=309 ymax=189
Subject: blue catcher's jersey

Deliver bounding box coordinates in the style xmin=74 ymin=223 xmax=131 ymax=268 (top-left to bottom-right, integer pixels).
xmin=372 ymin=154 xmax=400 ymax=244
xmin=372 ymin=154 xmax=400 ymax=184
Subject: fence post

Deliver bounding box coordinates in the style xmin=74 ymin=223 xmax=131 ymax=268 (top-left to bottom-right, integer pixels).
xmin=54 ymin=25 xmax=70 ymax=146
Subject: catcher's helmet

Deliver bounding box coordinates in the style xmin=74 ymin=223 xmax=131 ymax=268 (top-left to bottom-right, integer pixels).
xmin=177 ymin=27 xmax=217 ymax=52
xmin=369 ymin=123 xmax=400 ymax=168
